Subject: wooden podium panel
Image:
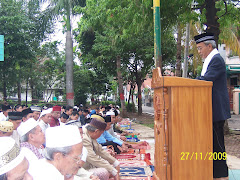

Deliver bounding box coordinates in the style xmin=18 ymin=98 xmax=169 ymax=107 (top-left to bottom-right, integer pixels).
xmin=152 ymin=68 xmax=213 ymax=180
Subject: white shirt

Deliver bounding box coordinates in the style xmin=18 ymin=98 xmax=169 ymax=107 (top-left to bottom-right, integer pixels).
xmin=38 ymin=120 xmax=50 ymax=133
xmin=107 ymin=124 xmax=120 ymax=139
xmin=21 ymin=147 xmax=39 ymax=168
xmin=201 ymin=48 xmax=219 ymax=76
xmin=29 ymin=159 xmax=64 ymax=180
xmin=0 ymin=112 xmax=7 ymax=121
xmin=10 ymin=130 xmax=20 ymax=146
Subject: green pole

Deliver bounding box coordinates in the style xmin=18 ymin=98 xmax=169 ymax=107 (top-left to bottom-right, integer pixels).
xmin=153 ymin=0 xmax=162 ymax=68
xmin=0 ymin=35 xmax=4 ymax=61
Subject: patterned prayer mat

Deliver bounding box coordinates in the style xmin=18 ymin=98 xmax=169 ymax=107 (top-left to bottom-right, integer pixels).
xmin=115 ymin=154 xmax=144 ymax=161
xmin=120 ymin=149 xmax=145 ymax=154
xmin=120 ymin=177 xmax=153 ymax=180
xmin=120 ymin=166 xmax=153 ymax=177
xmin=119 ymin=160 xmax=148 ymax=167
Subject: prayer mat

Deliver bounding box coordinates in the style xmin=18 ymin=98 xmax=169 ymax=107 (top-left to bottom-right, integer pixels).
xmin=130 ymin=141 xmax=151 ymax=150
xmin=120 ymin=177 xmax=153 ymax=180
xmin=115 ymin=154 xmax=145 ymax=161
xmin=120 ymin=166 xmax=153 ymax=177
xmin=119 ymin=160 xmax=148 ymax=167
xmin=120 ymin=149 xmax=135 ymax=154
xmin=120 ymin=149 xmax=145 ymax=155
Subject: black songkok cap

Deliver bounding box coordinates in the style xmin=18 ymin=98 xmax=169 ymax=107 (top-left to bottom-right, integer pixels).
xmin=8 ymin=112 xmax=23 ymax=120
xmin=104 ymin=115 xmax=112 ymax=123
xmin=22 ymin=108 xmax=33 ymax=117
xmin=194 ymin=32 xmax=215 ymax=44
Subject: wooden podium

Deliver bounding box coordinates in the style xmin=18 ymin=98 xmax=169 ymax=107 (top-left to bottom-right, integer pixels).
xmin=152 ymin=68 xmax=213 ymax=180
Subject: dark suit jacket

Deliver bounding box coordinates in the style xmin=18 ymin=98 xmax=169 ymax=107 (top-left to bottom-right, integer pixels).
xmin=197 ymin=54 xmax=231 ymax=122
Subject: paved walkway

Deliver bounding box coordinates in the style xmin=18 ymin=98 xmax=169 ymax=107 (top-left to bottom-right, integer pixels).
xmin=139 ymin=105 xmax=240 ymax=179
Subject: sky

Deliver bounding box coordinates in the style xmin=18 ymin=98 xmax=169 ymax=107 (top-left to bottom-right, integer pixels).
xmin=40 ymin=2 xmax=81 ymax=65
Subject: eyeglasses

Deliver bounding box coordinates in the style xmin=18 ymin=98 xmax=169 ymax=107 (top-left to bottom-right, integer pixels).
xmin=64 ymin=153 xmax=83 ymax=164
xmin=197 ymin=44 xmax=209 ymax=51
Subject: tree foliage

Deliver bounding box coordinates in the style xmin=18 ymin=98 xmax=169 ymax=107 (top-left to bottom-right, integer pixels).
xmin=0 ymin=0 xmax=53 ymax=101
xmin=75 ymin=0 xmax=176 ymax=114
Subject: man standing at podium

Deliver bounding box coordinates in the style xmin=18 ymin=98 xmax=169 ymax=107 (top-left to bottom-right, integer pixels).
xmin=194 ymin=32 xmax=231 ymax=180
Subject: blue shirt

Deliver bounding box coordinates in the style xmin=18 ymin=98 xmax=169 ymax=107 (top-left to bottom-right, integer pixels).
xmin=97 ymin=131 xmax=123 ymax=146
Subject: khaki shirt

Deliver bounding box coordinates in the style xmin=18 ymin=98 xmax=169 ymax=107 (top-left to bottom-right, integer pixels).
xmin=82 ymin=127 xmax=117 ymax=174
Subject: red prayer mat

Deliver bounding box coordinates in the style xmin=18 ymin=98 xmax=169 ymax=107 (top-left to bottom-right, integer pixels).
xmin=119 ymin=160 xmax=148 ymax=167
xmin=115 ymin=154 xmax=145 ymax=161
xmin=120 ymin=176 xmax=153 ymax=179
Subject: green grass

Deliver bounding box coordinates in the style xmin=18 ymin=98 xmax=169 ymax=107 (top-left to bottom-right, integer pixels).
xmin=142 ymin=123 xmax=154 ymax=129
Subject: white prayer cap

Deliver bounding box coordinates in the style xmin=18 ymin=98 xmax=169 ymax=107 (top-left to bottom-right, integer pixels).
xmin=17 ymin=118 xmax=38 ymax=137
xmin=106 ymin=111 xmax=115 ymax=116
xmin=0 ymin=137 xmax=25 ymax=175
xmin=45 ymin=125 xmax=82 ymax=148
xmin=73 ymin=106 xmax=79 ymax=110
xmin=40 ymin=108 xmax=53 ymax=118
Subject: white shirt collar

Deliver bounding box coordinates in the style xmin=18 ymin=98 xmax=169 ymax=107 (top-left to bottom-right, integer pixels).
xmin=201 ymin=48 xmax=219 ymax=76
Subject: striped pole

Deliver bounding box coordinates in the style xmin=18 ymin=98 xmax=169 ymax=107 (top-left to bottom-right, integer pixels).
xmin=153 ymin=0 xmax=162 ymax=68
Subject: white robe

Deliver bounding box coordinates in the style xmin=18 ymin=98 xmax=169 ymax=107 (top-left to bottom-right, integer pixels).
xmin=29 ymin=159 xmax=64 ymax=180
xmin=0 ymin=112 xmax=7 ymax=121
xmin=38 ymin=120 xmax=50 ymax=133
xmin=10 ymin=130 xmax=20 ymax=146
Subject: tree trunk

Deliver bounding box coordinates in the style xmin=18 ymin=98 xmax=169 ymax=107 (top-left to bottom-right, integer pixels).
xmin=176 ymin=23 xmax=182 ymax=77
xmin=205 ymin=0 xmax=220 ymax=46
xmin=65 ymin=7 xmax=74 ymax=106
xmin=3 ymin=79 xmax=7 ymax=102
xmin=116 ymin=55 xmax=127 ymax=117
xmin=128 ymin=84 xmax=132 ymax=105
xmin=26 ymin=79 xmax=28 ymax=106
xmin=30 ymin=79 xmax=36 ymax=104
xmin=132 ymin=85 xmax=135 ymax=113
xmin=182 ymin=23 xmax=190 ymax=78
xmin=17 ymin=81 xmax=21 ymax=104
xmin=136 ymin=80 xmax=143 ymax=115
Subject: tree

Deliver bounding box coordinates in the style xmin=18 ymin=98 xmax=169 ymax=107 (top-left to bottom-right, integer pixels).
xmin=0 ymin=0 xmax=51 ymax=103
xmin=76 ymin=0 xmax=155 ymax=115
xmin=36 ymin=41 xmax=66 ymax=102
xmin=41 ymin=0 xmax=86 ymax=106
xmin=192 ymin=0 xmax=240 ymax=48
xmin=76 ymin=0 xmax=183 ymax=114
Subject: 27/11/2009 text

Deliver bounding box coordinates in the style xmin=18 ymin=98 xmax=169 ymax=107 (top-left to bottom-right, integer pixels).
xmin=180 ymin=152 xmax=227 ymax=160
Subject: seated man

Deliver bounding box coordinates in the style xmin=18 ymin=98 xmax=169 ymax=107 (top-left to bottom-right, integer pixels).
xmin=95 ymin=115 xmax=128 ymax=154
xmin=49 ymin=105 xmax=61 ymax=127
xmin=17 ymin=118 xmax=45 ymax=164
xmin=30 ymin=106 xmax=42 ymax=121
xmin=0 ymin=104 xmax=11 ymax=121
xmin=65 ymin=105 xmax=73 ymax=116
xmin=15 ymin=104 xmax=23 ymax=112
xmin=59 ymin=112 xmax=69 ymax=125
xmin=70 ymin=110 xmax=79 ymax=121
xmin=0 ymin=137 xmax=32 ymax=179
xmin=106 ymin=111 xmax=126 ymax=141
xmin=8 ymin=112 xmax=23 ymax=145
xmin=29 ymin=125 xmax=83 ymax=180
xmin=22 ymin=108 xmax=34 ymax=122
xmin=82 ymin=117 xmax=120 ymax=180
xmin=38 ymin=108 xmax=53 ymax=133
